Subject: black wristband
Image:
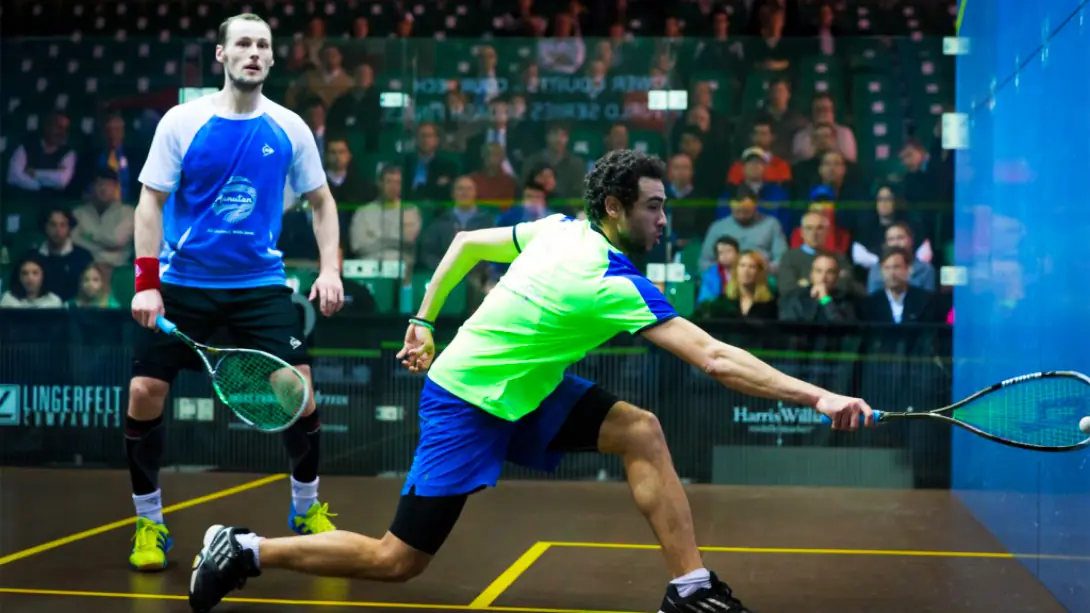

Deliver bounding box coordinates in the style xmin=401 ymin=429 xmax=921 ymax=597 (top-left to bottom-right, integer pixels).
xmin=409 ymin=316 xmax=435 ymax=331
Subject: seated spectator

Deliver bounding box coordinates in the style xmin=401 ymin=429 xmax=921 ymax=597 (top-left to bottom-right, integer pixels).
xmin=285 ymin=44 xmax=354 ymax=110
xmin=811 ymin=150 xmax=869 ymax=204
xmin=727 ymin=117 xmax=792 ymax=185
xmin=468 ymin=142 xmax=519 ymax=205
xmin=537 ymin=12 xmax=586 ymax=75
xmin=77 ymin=113 xmax=140 ymax=202
xmin=71 ymin=168 xmax=136 ymax=281
xmin=700 ymin=187 xmax=788 ymax=272
xmin=761 ymin=78 xmax=810 ymax=162
xmin=496 ymin=181 xmax=555 ymax=227
xmin=403 ymin=122 xmax=460 ymax=204
xmin=778 ymin=211 xmax=855 ymax=294
xmin=326 ymin=63 xmax=381 ymax=151
xmin=693 ymin=250 xmax=778 ymax=320
xmin=524 ymin=162 xmax=558 ymax=201
xmin=697 ymin=236 xmax=739 ymax=304
xmin=717 ymin=147 xmax=790 ymax=228
xmin=779 ymin=253 xmax=858 ymax=323
xmin=664 ymin=153 xmax=712 ymax=246
xmin=865 ymin=222 xmax=937 ymax=293
xmin=1 ymin=254 xmax=63 ymax=308
xmin=791 ymin=93 xmax=857 ymax=163
xmin=789 ymin=188 xmax=852 ymax=255
xmin=465 ymin=97 xmax=534 ymax=176
xmin=323 ymin=137 xmax=374 ymax=204
xmin=790 ymin=122 xmax=850 ymax=200
xmin=861 ymin=247 xmax=940 ymax=324
xmin=851 ymin=184 xmax=931 ymax=268
xmin=520 ymin=123 xmax=587 ymax=200
xmin=66 ymin=263 xmax=119 ymax=309
xmin=31 ymin=208 xmax=95 ymax=302
xmin=348 ymin=166 xmax=422 ymax=271
xmin=417 ymin=177 xmax=495 ymax=300
xmin=6 ymin=111 xmax=78 ymax=202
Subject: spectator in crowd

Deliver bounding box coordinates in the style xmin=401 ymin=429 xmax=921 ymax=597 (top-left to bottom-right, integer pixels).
xmin=750 ymin=6 xmax=793 ymax=72
xmin=790 ymin=121 xmax=851 ymax=200
xmin=664 ymin=153 xmax=711 ymax=244
xmin=301 ymin=98 xmax=328 ymax=157
xmin=323 ymin=138 xmax=375 ymax=204
xmin=1 ymin=254 xmax=63 ymax=309
xmin=520 ymin=123 xmax=586 ymax=199
xmin=538 ymin=12 xmax=586 ymax=74
xmin=850 ymin=184 xmax=930 ymax=269
xmin=349 ymin=166 xmax=422 ymax=271
xmin=676 ymin=127 xmax=720 ymax=197
xmin=6 ymin=111 xmax=78 ymax=201
xmin=719 ymin=147 xmax=790 ymax=228
xmin=71 ymin=168 xmax=136 ymax=281
xmin=402 ymin=122 xmax=460 ymax=203
xmin=866 ymin=222 xmax=937 ymax=293
xmin=792 ymin=93 xmax=857 ymax=163
xmin=760 ymin=78 xmax=809 ymax=161
xmin=861 ymin=246 xmax=940 ymax=324
xmin=697 ymin=236 xmax=739 ymax=305
xmin=603 ymin=123 xmax=629 ymax=153
xmin=78 ymin=113 xmax=139 ymax=201
xmin=694 ymin=249 xmax=778 ymax=320
xmin=728 ymin=115 xmax=792 ymax=185
xmin=899 ymin=140 xmax=944 ymax=206
xmin=417 ymin=176 xmax=495 ymax=296
xmin=326 ymin=63 xmax=380 ymax=153
xmin=777 ymin=211 xmax=854 ymax=294
xmin=496 ymin=180 xmax=554 ymax=227
xmin=66 ymin=263 xmax=119 ymax=309
xmin=813 ymin=150 xmax=868 ymax=203
xmin=779 ymin=253 xmax=857 ymax=323
xmin=691 ymin=9 xmax=745 ymax=73
xmin=700 ymin=187 xmax=788 ymax=272
xmin=285 ymin=44 xmax=355 ymax=110
xmin=31 ymin=208 xmax=94 ymax=302
xmin=465 ymin=98 xmax=529 ymax=176
xmin=789 ymin=188 xmax=852 ymax=255
xmin=524 ymin=162 xmax=558 ymax=202
xmin=468 ymin=142 xmax=519 ymax=205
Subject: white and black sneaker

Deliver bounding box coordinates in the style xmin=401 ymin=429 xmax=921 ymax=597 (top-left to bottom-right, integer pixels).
xmin=188 ymin=525 xmax=261 ymax=613
xmin=659 ymin=571 xmax=754 ymax=612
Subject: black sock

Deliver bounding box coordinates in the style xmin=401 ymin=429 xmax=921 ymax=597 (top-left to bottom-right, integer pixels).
xmin=125 ymin=415 xmax=165 ymax=496
xmin=282 ymin=410 xmax=321 ymax=483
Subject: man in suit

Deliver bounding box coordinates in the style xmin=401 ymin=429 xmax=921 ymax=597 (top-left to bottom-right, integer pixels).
xmin=779 ymin=253 xmax=857 ymax=323
xmin=861 ymin=246 xmax=939 ymax=324
xmin=777 ymin=211 xmax=855 ymax=295
xmin=402 ymin=122 xmax=460 ymax=203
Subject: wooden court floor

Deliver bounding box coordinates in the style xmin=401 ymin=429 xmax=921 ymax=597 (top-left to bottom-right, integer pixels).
xmin=0 ymin=468 xmax=1077 ymax=613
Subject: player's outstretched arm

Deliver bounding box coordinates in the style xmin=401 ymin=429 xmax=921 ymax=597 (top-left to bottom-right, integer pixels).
xmin=640 ymin=317 xmax=875 ymax=430
xmin=414 ymin=227 xmax=520 ymax=321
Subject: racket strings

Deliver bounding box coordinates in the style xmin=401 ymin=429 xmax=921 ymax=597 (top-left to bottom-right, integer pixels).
xmin=953 ymin=377 xmax=1089 ymax=447
xmin=213 ymin=352 xmax=307 ymax=429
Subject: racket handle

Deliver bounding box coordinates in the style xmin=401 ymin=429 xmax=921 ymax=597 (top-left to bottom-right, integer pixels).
xmin=821 ymin=409 xmax=882 ymax=425
xmin=156 ymin=315 xmax=178 ymax=335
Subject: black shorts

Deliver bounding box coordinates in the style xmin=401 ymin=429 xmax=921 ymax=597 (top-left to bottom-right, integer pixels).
xmin=132 ymin=283 xmax=311 ymax=384
xmin=388 ymin=383 xmax=619 ymax=556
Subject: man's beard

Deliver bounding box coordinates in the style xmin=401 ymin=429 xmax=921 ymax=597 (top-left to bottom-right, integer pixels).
xmin=228 ymin=69 xmax=264 ymax=92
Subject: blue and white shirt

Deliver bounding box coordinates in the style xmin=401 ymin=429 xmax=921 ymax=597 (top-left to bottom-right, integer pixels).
xmin=138 ymin=94 xmax=326 ymax=289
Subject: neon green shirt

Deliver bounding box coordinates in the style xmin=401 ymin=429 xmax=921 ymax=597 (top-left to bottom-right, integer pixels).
xmin=427 ymin=214 xmax=677 ymax=421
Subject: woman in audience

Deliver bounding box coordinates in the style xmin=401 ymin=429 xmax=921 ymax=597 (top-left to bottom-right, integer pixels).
xmin=850 ymin=183 xmax=930 ymax=268
xmin=66 ymin=263 xmax=119 ymax=309
xmin=0 ymin=254 xmax=63 ymax=308
xmin=695 ymin=249 xmax=778 ymax=320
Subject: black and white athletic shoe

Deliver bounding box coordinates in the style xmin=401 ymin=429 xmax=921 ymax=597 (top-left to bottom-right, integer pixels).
xmin=659 ymin=571 xmax=754 ymax=612
xmin=188 ymin=525 xmax=261 ymax=613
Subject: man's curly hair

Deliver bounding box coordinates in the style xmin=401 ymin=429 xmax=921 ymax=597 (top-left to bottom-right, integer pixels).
xmin=583 ymin=149 xmax=666 ymax=224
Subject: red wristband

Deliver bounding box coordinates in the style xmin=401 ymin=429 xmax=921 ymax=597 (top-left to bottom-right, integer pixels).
xmin=134 ymin=257 xmax=161 ymax=292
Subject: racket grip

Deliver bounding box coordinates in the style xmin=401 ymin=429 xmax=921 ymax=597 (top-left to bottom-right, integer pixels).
xmin=821 ymin=409 xmax=882 ymax=425
xmin=156 ymin=315 xmax=178 ymax=335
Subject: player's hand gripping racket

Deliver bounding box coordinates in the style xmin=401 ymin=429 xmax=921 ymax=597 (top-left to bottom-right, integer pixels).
xmin=156 ymin=315 xmax=309 ymax=433
xmin=821 ymin=371 xmax=1090 ymax=451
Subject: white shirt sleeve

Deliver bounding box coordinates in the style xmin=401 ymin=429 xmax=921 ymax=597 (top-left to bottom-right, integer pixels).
xmin=138 ymin=106 xmax=185 ymax=192
xmin=269 ymin=105 xmax=327 ymax=196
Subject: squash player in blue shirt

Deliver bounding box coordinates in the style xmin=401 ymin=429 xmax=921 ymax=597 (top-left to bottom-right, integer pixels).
xmin=125 ymin=13 xmax=346 ymax=572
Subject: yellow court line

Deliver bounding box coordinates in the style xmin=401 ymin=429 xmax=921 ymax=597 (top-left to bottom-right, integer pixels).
xmin=0 ymin=588 xmax=642 ymax=613
xmin=469 ymin=542 xmax=552 ymax=608
xmin=543 ymin=541 xmax=1090 ymax=561
xmin=0 ymin=473 xmax=286 ymax=567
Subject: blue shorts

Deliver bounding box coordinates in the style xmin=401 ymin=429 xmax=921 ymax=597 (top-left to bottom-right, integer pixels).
xmin=402 ymin=374 xmax=599 ymax=497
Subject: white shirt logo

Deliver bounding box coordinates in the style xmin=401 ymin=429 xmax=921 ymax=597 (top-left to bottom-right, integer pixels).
xmin=262 ymin=144 xmax=274 ymax=156
xmin=212 ymin=176 xmax=258 ymax=223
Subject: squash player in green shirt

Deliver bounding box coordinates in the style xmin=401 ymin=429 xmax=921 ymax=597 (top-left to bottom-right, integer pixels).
xmin=188 ymin=150 xmax=876 ymax=613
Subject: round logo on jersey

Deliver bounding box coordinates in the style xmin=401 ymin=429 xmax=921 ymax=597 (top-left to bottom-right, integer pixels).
xmin=212 ymin=176 xmax=257 ymax=223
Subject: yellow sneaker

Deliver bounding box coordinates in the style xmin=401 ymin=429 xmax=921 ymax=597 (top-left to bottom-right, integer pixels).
xmin=288 ymin=502 xmax=337 ymax=535
xmin=129 ymin=517 xmax=172 ymax=571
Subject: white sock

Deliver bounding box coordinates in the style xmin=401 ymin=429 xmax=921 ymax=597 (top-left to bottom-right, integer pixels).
xmin=235 ymin=533 xmax=265 ymax=569
xmin=291 ymin=476 xmax=319 ymax=512
xmin=670 ymin=568 xmax=711 ymax=598
xmin=133 ymin=490 xmax=164 ymax=524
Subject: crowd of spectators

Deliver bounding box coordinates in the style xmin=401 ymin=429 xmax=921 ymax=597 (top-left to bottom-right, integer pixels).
xmin=1 ymin=0 xmax=956 ymax=326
